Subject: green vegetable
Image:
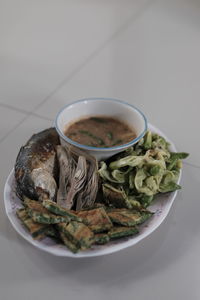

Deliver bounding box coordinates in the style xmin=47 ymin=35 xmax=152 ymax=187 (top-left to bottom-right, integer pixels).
xmin=27 ymin=209 xmax=70 ymax=224
xmin=57 ymin=221 xmax=94 ymax=250
xmin=103 ymin=184 xmax=132 ymax=209
xmin=143 ymin=131 xmax=152 ymax=150
xmin=59 ymin=232 xmax=79 ymax=253
xmin=108 ymin=226 xmax=139 ymax=239
xmin=109 ymin=155 xmax=144 ymax=169
xmin=46 ymin=226 xmax=59 ymax=238
xmin=107 ymin=209 xmax=153 ymax=226
xmin=167 ymin=152 xmax=189 ymax=170
xmin=79 ymin=130 xmax=105 ymax=146
xmin=90 ymin=117 xmax=107 ymax=123
xmin=76 ymin=207 xmax=113 ymax=233
xmin=138 ymin=195 xmax=154 ymax=208
xmin=112 ymin=139 xmax=123 ymax=146
xmin=106 ymin=132 xmax=113 ymax=140
xmin=127 ymin=196 xmax=142 ymax=209
xmin=149 ymin=165 xmax=161 ymax=176
xmin=16 ymin=209 xmax=50 ymax=239
xmin=98 ymin=162 xmax=125 ymax=183
xmin=152 ymin=135 xmax=170 ymax=151
xmin=129 ymin=171 xmax=136 ymax=189
xmin=95 ymin=233 xmax=110 ymax=245
xmin=42 ymin=199 xmax=82 ymax=222
xmin=111 ymin=169 xmax=127 ymax=183
xmin=98 ymin=130 xmax=189 ymax=209
xmin=159 ymin=182 xmax=181 ymax=193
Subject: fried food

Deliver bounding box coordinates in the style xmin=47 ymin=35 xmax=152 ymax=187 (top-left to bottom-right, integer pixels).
xmin=15 ymin=128 xmax=60 ymax=201
xmin=42 ymin=199 xmax=82 ymax=222
xmin=57 ymin=221 xmax=94 ymax=250
xmin=77 ymin=207 xmax=113 ymax=233
xmin=107 ymin=208 xmax=153 ymax=227
xmin=16 ymin=208 xmax=50 ymax=239
xmin=27 ymin=209 xmax=70 ymax=224
xmin=94 ymin=233 xmax=110 ymax=245
xmin=108 ymin=226 xmax=139 ymax=239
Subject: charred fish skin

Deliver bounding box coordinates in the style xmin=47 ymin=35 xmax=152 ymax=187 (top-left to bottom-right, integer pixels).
xmin=15 ymin=128 xmax=60 ymax=201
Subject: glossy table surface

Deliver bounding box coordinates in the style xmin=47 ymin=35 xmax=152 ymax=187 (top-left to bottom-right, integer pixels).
xmin=0 ymin=1 xmax=199 ymax=299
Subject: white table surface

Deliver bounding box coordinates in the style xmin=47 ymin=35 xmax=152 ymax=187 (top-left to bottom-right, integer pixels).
xmin=0 ymin=0 xmax=199 ymax=299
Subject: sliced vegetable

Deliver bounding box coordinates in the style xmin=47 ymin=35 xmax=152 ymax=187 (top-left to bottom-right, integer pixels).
xmin=76 ymin=207 xmax=113 ymax=233
xmin=16 ymin=208 xmax=50 ymax=239
xmin=143 ymin=131 xmax=152 ymax=150
xmin=167 ymin=152 xmax=189 ymax=170
xmin=79 ymin=130 xmax=105 ymax=146
xmin=59 ymin=232 xmax=79 ymax=253
xmin=108 ymin=226 xmax=139 ymax=239
xmin=102 ymin=184 xmax=132 ymax=209
xmin=109 ymin=155 xmax=144 ymax=170
xmin=27 ymin=209 xmax=70 ymax=224
xmin=106 ymin=132 xmax=113 ymax=140
xmin=57 ymin=221 xmax=94 ymax=250
xmin=42 ymin=199 xmax=82 ymax=222
xmin=95 ymin=233 xmax=110 ymax=245
xmin=99 ymin=131 xmax=189 ymax=208
xmin=107 ymin=208 xmax=153 ymax=227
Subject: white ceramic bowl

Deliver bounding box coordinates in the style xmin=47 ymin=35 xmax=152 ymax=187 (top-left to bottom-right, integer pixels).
xmin=55 ymin=98 xmax=147 ymax=161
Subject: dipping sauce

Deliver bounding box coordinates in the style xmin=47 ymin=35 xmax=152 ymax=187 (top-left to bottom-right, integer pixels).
xmin=64 ymin=116 xmax=136 ymax=147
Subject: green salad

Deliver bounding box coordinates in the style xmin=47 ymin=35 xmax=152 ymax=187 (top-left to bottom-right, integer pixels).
xmin=98 ymin=131 xmax=189 ymax=209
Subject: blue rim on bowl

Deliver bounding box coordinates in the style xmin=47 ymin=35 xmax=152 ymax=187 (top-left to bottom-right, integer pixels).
xmin=55 ymin=97 xmax=148 ymax=152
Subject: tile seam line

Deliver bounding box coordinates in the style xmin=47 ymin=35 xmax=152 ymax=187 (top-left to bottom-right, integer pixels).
xmin=0 ymin=103 xmax=52 ymax=121
xmin=0 ymin=102 xmax=30 ymax=115
xmin=183 ymin=162 xmax=200 ymax=169
xmin=0 ymin=112 xmax=53 ymax=144
xmin=0 ymin=102 xmax=54 ymax=122
xmin=0 ymin=114 xmax=29 ymax=144
xmin=0 ymin=0 xmax=155 ymax=130
xmin=30 ymin=0 xmax=156 ymax=113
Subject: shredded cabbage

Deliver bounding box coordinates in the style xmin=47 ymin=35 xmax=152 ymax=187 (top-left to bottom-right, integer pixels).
xmin=98 ymin=130 xmax=189 ymax=209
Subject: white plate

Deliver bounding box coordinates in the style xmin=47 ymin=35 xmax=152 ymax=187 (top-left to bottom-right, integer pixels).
xmin=4 ymin=124 xmax=181 ymax=258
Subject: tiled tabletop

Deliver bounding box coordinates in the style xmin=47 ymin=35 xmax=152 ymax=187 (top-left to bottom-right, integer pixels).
xmin=0 ymin=1 xmax=199 ymax=299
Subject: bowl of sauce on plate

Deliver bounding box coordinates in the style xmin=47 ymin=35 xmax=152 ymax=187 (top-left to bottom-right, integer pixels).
xmin=55 ymin=98 xmax=147 ymax=160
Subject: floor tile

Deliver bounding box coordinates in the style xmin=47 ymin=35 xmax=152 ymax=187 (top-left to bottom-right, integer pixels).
xmin=0 ymin=106 xmax=26 ymax=140
xmin=35 ymin=0 xmax=200 ymax=166
xmin=0 ymin=0 xmax=149 ymax=111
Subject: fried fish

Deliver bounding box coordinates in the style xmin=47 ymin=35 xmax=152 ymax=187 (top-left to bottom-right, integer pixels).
xmin=15 ymin=128 xmax=60 ymax=201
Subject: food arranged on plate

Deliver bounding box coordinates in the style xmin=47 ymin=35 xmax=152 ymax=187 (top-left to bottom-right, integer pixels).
xmin=14 ymin=125 xmax=189 ymax=253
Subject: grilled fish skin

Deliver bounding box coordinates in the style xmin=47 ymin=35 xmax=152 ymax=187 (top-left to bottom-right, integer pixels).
xmin=15 ymin=128 xmax=60 ymax=201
